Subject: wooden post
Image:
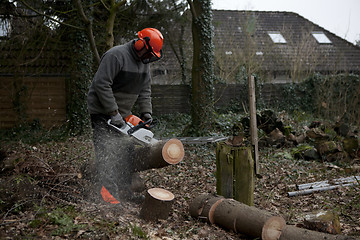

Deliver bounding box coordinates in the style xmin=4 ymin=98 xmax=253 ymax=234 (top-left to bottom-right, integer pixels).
xmin=249 ymin=75 xmax=260 ymax=175
xmin=233 ymin=147 xmax=254 ymax=205
xmin=216 ymin=143 xmax=234 ymax=198
xmin=216 ymin=142 xmax=254 ymax=206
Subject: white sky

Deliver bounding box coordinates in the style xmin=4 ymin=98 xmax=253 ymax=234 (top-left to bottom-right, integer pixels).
xmin=212 ymin=0 xmax=360 ymax=44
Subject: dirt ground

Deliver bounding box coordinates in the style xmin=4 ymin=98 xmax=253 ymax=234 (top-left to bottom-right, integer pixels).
xmin=0 ymin=135 xmax=359 ymax=239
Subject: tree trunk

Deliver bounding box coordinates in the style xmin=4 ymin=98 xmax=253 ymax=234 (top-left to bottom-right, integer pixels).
xmin=187 ymin=0 xmax=215 ymax=133
xmin=140 ymin=188 xmax=174 ymax=221
xmin=132 ymin=138 xmax=184 ymax=172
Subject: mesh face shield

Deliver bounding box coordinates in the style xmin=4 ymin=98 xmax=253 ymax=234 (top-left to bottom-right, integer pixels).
xmin=139 ymin=37 xmax=163 ymax=64
xmin=140 ymin=50 xmax=163 ymax=64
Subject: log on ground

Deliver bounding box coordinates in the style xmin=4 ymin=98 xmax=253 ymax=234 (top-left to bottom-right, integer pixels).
xmin=279 ymin=225 xmax=357 ymax=240
xmin=133 ymin=138 xmax=184 ymax=172
xmin=189 ymin=194 xmax=222 ymax=219
xmin=140 ymin=188 xmax=175 ymax=221
xmin=214 ymin=198 xmax=284 ymax=238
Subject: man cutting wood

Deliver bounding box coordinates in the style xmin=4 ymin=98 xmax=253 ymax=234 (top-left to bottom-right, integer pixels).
xmin=87 ymin=28 xmax=164 ymax=204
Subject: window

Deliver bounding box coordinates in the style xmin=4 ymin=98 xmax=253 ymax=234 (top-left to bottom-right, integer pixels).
xmin=312 ymin=32 xmax=332 ymax=44
xmin=152 ymin=68 xmax=167 ymax=77
xmin=0 ymin=18 xmax=10 ymax=38
xmin=268 ymin=31 xmax=286 ymax=43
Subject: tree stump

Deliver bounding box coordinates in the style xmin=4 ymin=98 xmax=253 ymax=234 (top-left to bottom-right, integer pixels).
xmin=140 ymin=188 xmax=175 ymax=221
xmin=216 ymin=142 xmax=254 ymax=205
xmin=303 ymin=210 xmax=341 ymax=234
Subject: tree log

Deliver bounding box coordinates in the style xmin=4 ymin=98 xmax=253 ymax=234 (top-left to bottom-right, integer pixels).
xmin=132 ymin=138 xmax=184 ymax=172
xmin=214 ymin=198 xmax=283 ymax=238
xmin=140 ymin=188 xmax=174 ymax=221
xmin=194 ymin=195 xmax=224 ymax=224
xmin=189 ymin=195 xmax=356 ymax=240
xmin=189 ymin=194 xmax=224 ymax=219
xmin=189 ymin=195 xmax=285 ymax=239
xmin=279 ymin=225 xmax=357 ymax=240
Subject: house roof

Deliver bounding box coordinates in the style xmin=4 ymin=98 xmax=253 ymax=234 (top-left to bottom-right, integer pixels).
xmin=212 ymin=10 xmax=360 ymax=74
xmin=156 ymin=10 xmax=360 ymax=83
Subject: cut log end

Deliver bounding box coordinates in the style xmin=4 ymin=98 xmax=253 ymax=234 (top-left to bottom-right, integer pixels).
xmin=162 ymin=138 xmax=184 ymax=164
xmin=208 ymin=199 xmax=224 ymax=224
xmin=262 ymin=216 xmax=286 ymax=240
xmin=148 ymin=187 xmax=174 ymax=201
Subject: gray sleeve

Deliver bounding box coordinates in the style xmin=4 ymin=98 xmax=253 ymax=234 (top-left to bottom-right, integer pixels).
xmin=92 ymin=53 xmax=121 ymax=113
xmin=137 ymin=73 xmax=152 ymax=114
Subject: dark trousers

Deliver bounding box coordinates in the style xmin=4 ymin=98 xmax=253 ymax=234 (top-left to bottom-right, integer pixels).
xmin=90 ymin=114 xmax=134 ymax=200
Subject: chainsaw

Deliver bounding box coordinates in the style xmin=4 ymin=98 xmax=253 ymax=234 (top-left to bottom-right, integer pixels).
xmin=107 ymin=114 xmax=159 ymax=145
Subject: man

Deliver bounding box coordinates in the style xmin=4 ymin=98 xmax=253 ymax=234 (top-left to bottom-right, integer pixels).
xmin=87 ymin=28 xmax=164 ymax=204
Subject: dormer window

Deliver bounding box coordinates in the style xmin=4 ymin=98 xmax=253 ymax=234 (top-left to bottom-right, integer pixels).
xmin=268 ymin=31 xmax=286 ymax=43
xmin=312 ymin=31 xmax=332 ymax=44
xmin=0 ymin=18 xmax=10 ymax=38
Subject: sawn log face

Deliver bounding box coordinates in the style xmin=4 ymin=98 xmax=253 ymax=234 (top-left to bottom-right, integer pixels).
xmin=132 ymin=138 xmax=184 ymax=172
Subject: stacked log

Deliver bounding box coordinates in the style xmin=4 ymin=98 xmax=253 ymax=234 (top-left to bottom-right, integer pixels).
xmin=189 ymin=194 xmax=357 ymax=240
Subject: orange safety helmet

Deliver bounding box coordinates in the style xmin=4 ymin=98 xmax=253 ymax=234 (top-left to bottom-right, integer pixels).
xmin=134 ymin=28 xmax=164 ymax=63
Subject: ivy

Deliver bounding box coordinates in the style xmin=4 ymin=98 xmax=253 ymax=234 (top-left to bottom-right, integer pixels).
xmin=267 ymin=73 xmax=360 ymax=126
xmin=189 ymin=0 xmax=216 ymax=136
xmin=64 ymin=29 xmax=93 ymax=135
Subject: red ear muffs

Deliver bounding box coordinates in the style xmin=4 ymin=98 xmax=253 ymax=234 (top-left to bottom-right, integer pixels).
xmin=135 ymin=39 xmax=146 ymax=51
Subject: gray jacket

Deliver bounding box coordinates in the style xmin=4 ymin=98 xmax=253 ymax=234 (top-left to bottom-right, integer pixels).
xmin=87 ymin=40 xmax=152 ymax=117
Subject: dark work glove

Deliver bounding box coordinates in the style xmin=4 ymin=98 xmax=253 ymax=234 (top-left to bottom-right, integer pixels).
xmin=141 ymin=113 xmax=152 ymax=123
xmin=110 ymin=112 xmax=125 ymax=128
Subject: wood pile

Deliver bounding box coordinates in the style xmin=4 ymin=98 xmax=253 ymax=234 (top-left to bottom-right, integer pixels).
xmin=239 ymin=109 xmax=359 ymax=163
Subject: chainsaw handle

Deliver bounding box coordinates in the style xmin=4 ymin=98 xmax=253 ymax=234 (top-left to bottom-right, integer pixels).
xmin=127 ymin=119 xmax=152 ymax=135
